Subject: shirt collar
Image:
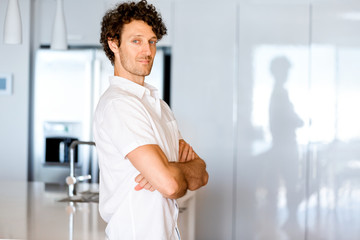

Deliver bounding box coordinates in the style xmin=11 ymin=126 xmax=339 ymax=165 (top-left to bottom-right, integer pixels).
xmin=109 ymin=76 xmax=159 ymax=100
xmin=144 ymin=82 xmax=160 ymax=100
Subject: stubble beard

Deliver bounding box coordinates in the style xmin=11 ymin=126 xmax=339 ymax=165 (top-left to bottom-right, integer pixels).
xmin=120 ymin=50 xmax=154 ymax=77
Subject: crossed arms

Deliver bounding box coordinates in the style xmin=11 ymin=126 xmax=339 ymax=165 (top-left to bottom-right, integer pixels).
xmin=126 ymin=139 xmax=209 ymax=199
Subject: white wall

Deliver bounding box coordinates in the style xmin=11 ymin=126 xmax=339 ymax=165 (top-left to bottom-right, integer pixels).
xmin=0 ymin=0 xmax=31 ymax=181
xmin=171 ymin=1 xmax=237 ymax=239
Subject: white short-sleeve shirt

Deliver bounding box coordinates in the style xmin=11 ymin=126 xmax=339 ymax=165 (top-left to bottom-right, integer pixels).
xmin=93 ymin=76 xmax=181 ymax=240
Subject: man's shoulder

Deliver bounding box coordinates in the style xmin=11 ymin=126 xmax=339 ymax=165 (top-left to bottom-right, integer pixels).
xmin=100 ymin=86 xmax=142 ymax=106
xmin=95 ymin=86 xmax=146 ymax=118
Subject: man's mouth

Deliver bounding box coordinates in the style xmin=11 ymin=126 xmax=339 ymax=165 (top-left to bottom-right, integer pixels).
xmin=137 ymin=57 xmax=152 ymax=64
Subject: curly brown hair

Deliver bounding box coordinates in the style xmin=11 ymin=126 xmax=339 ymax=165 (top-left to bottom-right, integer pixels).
xmin=100 ymin=0 xmax=167 ymax=65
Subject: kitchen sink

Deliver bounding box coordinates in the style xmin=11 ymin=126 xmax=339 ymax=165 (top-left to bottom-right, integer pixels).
xmin=58 ymin=190 xmax=99 ymax=203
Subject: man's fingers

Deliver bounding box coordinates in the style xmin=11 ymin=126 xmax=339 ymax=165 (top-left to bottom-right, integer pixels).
xmin=179 ymin=139 xmax=198 ymax=162
xmin=179 ymin=140 xmax=185 ymax=161
xmin=135 ymin=184 xmax=143 ymax=191
xmin=143 ymin=182 xmax=153 ymax=190
xmin=135 ymin=174 xmax=144 ymax=183
xmin=138 ymin=177 xmax=149 ymax=188
xmin=180 ymin=142 xmax=191 ymax=162
xmin=186 ymin=146 xmax=194 ymax=161
xmin=134 ymin=174 xmax=154 ymax=192
xmin=179 ymin=140 xmax=185 ymax=151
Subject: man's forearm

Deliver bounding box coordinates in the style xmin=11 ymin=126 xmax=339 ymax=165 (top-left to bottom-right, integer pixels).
xmin=131 ymin=142 xmax=208 ymax=199
xmin=170 ymin=158 xmax=209 ymax=191
xmin=134 ymin=165 xmax=188 ymax=199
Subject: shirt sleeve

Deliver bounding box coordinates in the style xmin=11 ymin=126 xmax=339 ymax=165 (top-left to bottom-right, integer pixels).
xmin=100 ymin=97 xmax=157 ymax=159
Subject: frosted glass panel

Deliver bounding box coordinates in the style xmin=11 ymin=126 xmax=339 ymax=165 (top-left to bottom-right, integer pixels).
xmin=307 ymin=2 xmax=360 ymax=240
xmin=236 ymin=2 xmax=310 ymax=240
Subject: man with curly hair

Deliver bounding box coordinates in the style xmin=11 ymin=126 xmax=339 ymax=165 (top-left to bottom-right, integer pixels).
xmin=93 ymin=1 xmax=209 ymax=239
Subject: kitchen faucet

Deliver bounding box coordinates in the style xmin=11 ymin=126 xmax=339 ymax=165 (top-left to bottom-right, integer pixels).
xmin=65 ymin=140 xmax=95 ymax=197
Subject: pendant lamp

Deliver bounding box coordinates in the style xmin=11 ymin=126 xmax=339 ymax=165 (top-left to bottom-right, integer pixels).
xmin=51 ymin=0 xmax=68 ymax=50
xmin=3 ymin=0 xmax=22 ymax=44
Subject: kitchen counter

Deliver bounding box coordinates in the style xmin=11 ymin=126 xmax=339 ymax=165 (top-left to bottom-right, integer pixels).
xmin=0 ymin=181 xmax=195 ymax=240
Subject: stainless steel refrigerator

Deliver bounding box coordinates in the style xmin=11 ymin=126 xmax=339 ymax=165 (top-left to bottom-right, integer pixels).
xmin=31 ymin=47 xmax=168 ymax=183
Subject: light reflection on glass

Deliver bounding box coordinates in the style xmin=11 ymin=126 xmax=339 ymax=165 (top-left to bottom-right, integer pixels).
xmin=253 ymin=44 xmax=360 ymax=144
xmin=336 ymin=48 xmax=360 ymax=142
xmin=310 ymin=44 xmax=337 ymax=143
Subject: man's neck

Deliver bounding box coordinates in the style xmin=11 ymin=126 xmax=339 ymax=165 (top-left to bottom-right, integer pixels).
xmin=114 ymin=63 xmax=145 ymax=86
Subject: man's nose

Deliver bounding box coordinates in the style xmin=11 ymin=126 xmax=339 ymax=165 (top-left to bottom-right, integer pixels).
xmin=141 ymin=42 xmax=152 ymax=55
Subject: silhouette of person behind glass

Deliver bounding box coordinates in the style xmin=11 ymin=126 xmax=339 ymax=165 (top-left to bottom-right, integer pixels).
xmin=269 ymin=56 xmax=304 ymax=238
xmin=256 ymin=56 xmax=304 ymax=239
xmin=269 ymin=56 xmax=303 ymax=148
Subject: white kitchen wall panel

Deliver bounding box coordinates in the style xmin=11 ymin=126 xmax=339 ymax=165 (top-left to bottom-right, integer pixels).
xmin=171 ymin=1 xmax=237 ymax=240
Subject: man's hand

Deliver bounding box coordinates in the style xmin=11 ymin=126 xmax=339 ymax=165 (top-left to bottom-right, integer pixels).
xmin=176 ymin=139 xmax=208 ymax=191
xmin=179 ymin=139 xmax=196 ymax=162
xmin=134 ymin=174 xmax=155 ymax=191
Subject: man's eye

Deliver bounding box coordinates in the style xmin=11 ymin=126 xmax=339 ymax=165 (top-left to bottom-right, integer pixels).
xmin=132 ymin=40 xmax=140 ymax=44
xmin=149 ymin=40 xmax=157 ymax=45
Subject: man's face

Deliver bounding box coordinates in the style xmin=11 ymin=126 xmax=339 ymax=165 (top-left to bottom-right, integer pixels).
xmin=117 ymin=20 xmax=157 ymax=79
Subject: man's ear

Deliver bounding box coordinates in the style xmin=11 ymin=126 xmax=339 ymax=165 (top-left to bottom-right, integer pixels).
xmin=108 ymin=38 xmax=119 ymax=53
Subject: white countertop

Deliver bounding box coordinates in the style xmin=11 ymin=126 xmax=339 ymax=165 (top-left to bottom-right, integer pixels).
xmin=0 ymin=181 xmax=106 ymax=240
xmin=0 ymin=181 xmax=195 ymax=240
